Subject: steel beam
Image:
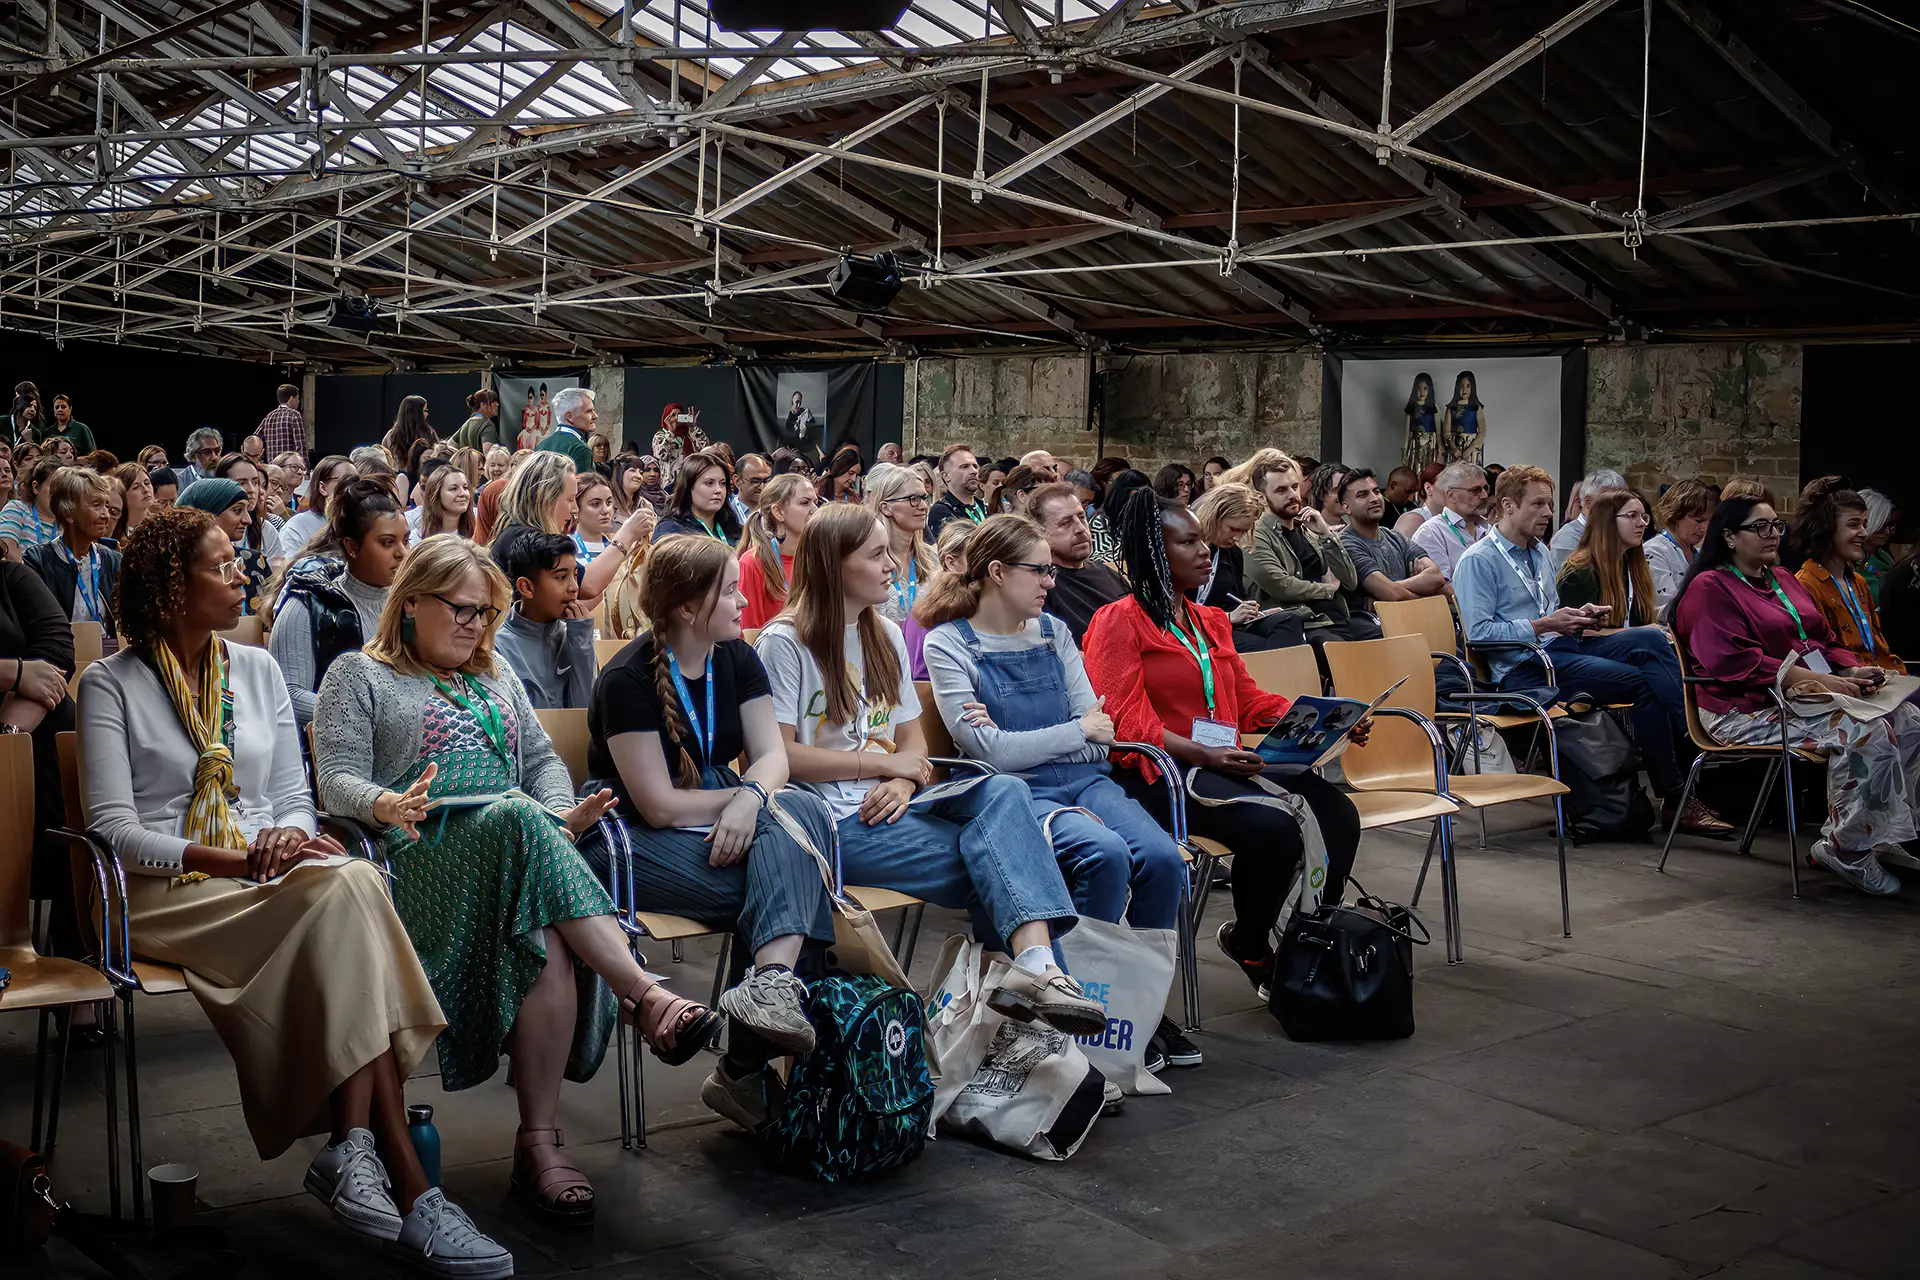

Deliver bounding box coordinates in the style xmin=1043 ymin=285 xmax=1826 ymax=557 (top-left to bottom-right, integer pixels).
xmin=1650 ymin=159 xmax=1844 ymax=229
xmin=1390 ymin=0 xmax=1622 ymax=146
xmin=707 ymin=94 xmax=936 ymax=226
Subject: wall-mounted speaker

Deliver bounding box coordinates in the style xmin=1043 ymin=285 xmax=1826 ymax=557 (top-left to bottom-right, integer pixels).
xmin=827 ymin=252 xmax=904 ymax=311
xmin=710 ymin=2 xmax=910 ymax=32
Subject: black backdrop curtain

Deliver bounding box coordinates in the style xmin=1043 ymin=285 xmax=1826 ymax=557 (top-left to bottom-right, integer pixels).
xmin=741 ymin=363 xmax=883 ymax=464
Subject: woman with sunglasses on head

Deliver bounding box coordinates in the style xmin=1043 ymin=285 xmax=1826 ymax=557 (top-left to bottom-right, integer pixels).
xmin=280 ymin=455 xmax=354 ymax=558
xmin=1670 ymin=497 xmax=1920 ymax=895
xmin=1082 ymin=489 xmax=1365 ymax=999
xmin=736 ymin=472 xmax=815 ymax=631
xmin=755 ymin=503 xmax=1109 ymax=1040
xmin=314 ymin=536 xmax=720 ymax=1227
xmin=78 ymin=508 xmax=509 ymax=1277
xmin=865 ymin=462 xmax=938 ymax=678
xmin=918 ymin=514 xmax=1197 ymax=1071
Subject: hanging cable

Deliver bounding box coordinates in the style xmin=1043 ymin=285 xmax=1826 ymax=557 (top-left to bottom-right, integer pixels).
xmin=1377 ymin=0 xmax=1395 ymax=164
xmin=1226 ymin=49 xmax=1243 ymax=275
xmin=933 ymin=94 xmax=947 ymax=275
xmin=1626 ymin=0 xmax=1651 ymax=253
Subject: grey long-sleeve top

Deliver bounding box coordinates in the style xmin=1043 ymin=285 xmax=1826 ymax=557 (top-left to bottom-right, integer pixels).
xmin=313 ymin=650 xmax=575 ymax=828
xmin=268 ymin=569 xmax=389 ymax=725
xmin=921 ymin=614 xmax=1105 ymax=774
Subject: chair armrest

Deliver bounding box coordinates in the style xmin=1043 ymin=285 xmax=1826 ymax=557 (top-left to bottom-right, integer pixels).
xmin=1683 ymin=675 xmax=1715 ymax=685
xmin=1366 ymin=708 xmax=1452 ymax=799
xmin=1432 ymin=650 xmax=1478 ymax=692
xmin=47 ymin=826 xmax=136 ymax=988
xmin=1107 ymin=741 xmax=1190 ymax=846
xmin=1454 ymin=690 xmax=1562 ymax=779
xmin=929 ymin=755 xmax=996 ymax=778
xmin=318 ymin=811 xmax=389 ymax=877
xmin=1467 ymin=635 xmax=1556 ymax=686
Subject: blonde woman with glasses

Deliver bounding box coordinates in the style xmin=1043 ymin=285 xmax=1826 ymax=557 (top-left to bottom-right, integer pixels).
xmin=491 ymin=451 xmax=651 ymax=605
xmin=314 ymin=536 xmax=720 ymax=1228
xmin=865 ymin=461 xmax=938 ymax=678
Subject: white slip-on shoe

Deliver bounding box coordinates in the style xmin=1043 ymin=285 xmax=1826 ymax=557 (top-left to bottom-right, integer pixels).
xmin=1811 ymin=840 xmax=1901 ymax=896
xmin=390 ymin=1188 xmax=514 ymax=1279
xmin=304 ymin=1128 xmax=402 ymax=1241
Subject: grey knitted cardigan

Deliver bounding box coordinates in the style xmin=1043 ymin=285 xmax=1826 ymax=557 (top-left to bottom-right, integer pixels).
xmin=314 ymin=649 xmax=575 ymax=826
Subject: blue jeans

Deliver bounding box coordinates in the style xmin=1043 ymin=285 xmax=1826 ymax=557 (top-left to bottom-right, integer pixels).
xmin=1024 ymin=763 xmax=1185 ymax=930
xmin=1538 ymin=626 xmax=1690 ymax=795
xmin=835 ymin=773 xmax=1079 ymax=950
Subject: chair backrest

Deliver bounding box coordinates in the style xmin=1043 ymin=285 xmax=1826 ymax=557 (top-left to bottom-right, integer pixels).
xmin=1663 ymin=630 xmax=1720 ymax=751
xmin=0 ymin=733 xmax=35 ymax=950
xmin=535 ymin=707 xmax=592 ymax=787
xmin=55 ymin=730 xmax=108 ymax=957
xmin=594 ymin=638 xmax=627 ymax=670
xmin=912 ymin=680 xmax=960 ymax=759
xmin=744 ymin=627 xmax=761 ymax=647
xmin=219 ymin=615 xmax=267 ymax=648
xmin=1374 ymin=595 xmax=1461 ymax=658
xmin=1239 ymin=645 xmax=1323 ymax=701
xmin=69 ymin=621 xmax=104 ymax=690
xmin=1320 ymin=634 xmax=1444 ymax=793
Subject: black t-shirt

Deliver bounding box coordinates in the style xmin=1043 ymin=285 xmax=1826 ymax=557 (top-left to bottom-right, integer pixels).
xmin=1046 ymin=562 xmax=1131 ymax=642
xmin=1282 ymin=526 xmax=1327 ymax=580
xmin=587 ymin=633 xmax=770 ymax=818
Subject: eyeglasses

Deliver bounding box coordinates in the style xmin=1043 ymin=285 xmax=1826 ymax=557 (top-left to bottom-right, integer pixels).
xmin=1738 ymin=519 xmax=1789 ymax=537
xmin=884 ymin=493 xmax=931 ymax=507
xmin=1006 ymin=561 xmax=1058 ymax=582
xmin=430 ymin=594 xmax=502 ymax=628
xmin=215 ymin=557 xmax=247 ymax=584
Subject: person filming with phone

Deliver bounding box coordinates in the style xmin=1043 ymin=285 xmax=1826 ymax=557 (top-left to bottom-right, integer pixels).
xmin=1454 ymin=466 xmax=1733 ymax=839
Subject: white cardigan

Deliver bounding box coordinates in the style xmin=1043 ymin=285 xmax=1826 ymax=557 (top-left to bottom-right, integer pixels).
xmin=76 ymin=642 xmax=316 ymax=875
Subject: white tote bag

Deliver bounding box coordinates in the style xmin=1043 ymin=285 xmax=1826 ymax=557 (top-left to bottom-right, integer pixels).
xmin=1054 ymin=917 xmax=1176 ymax=1096
xmin=923 ymin=937 xmax=1106 ymax=1161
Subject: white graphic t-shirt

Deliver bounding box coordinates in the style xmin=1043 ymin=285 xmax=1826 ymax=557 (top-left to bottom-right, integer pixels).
xmin=756 ymin=616 xmax=921 ymax=823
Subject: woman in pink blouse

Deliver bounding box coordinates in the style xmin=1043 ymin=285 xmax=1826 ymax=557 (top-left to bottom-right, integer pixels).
xmin=1671 ymin=496 xmax=1920 ymax=895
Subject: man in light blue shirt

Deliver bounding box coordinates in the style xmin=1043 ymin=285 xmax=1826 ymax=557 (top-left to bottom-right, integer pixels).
xmin=1454 ymin=465 xmax=1731 ymax=837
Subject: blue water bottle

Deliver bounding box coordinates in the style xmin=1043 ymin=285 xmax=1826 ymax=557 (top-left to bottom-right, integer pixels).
xmin=407 ymin=1105 xmax=441 ymax=1188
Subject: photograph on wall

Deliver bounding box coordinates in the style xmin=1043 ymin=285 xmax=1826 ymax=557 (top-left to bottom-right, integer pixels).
xmin=741 ymin=362 xmax=882 ymax=465
xmin=495 ymin=372 xmax=584 ymax=451
xmin=775 ymin=370 xmax=830 ymax=463
xmin=1334 ymin=354 xmax=1568 ymax=479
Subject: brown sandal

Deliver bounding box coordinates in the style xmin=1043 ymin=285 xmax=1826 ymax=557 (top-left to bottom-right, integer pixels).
xmin=509 ymin=1126 xmax=594 ymax=1227
xmin=622 ymin=976 xmax=723 ymax=1067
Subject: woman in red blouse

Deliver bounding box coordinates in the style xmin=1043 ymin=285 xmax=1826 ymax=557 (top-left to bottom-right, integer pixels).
xmin=1082 ymin=491 xmax=1362 ymax=996
xmin=1671 ymin=495 xmax=1920 ymax=896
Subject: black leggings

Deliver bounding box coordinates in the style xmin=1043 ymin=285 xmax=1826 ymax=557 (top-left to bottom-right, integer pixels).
xmin=1120 ymin=764 xmax=1360 ymax=956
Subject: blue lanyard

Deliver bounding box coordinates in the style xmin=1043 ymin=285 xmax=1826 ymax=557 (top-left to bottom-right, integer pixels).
xmin=64 ymin=543 xmax=103 ymax=622
xmin=1835 ymin=571 xmax=1876 ymax=654
xmin=667 ymin=648 xmax=720 ymax=788
xmin=30 ymin=507 xmax=46 ymax=542
xmin=571 ymin=531 xmax=600 ymax=562
xmin=893 ymin=557 xmax=917 ymax=612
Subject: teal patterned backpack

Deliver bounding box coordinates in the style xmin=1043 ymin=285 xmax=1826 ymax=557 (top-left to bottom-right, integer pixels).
xmin=767 ymin=974 xmax=934 ymax=1182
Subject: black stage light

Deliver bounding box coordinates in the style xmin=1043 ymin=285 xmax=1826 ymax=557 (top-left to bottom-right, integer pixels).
xmin=323 ymin=294 xmax=382 ymax=332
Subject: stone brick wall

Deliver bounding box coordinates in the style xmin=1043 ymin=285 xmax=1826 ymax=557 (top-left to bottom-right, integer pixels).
xmin=1586 ymin=342 xmax=1803 ymax=507
xmin=908 ymin=342 xmax=1803 ymax=498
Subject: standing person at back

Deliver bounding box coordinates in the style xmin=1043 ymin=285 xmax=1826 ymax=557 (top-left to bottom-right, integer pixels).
xmin=1245 ymin=453 xmax=1376 ymax=641
xmin=453 ymin=389 xmax=501 ymax=450
xmin=924 ymin=445 xmax=990 ymax=539
xmin=1338 ymin=468 xmax=1445 ymax=617
xmin=256 ymin=383 xmax=307 ymax=462
xmin=537 ymin=387 xmax=598 ymax=475
xmin=1410 ymin=461 xmax=1492 ymax=580
xmin=43 ymin=394 xmax=95 ymax=455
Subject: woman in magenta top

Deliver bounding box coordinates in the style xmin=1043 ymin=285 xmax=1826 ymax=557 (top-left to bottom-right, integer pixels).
xmin=1671 ymin=496 xmax=1920 ymax=895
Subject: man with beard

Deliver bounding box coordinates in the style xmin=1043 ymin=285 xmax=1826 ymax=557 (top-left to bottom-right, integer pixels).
xmin=1247 ymin=454 xmax=1378 ymax=641
xmin=926 ymin=444 xmax=991 ymax=539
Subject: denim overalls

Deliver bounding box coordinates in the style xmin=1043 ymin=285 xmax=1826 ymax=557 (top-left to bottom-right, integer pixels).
xmin=954 ymin=616 xmax=1185 ymax=930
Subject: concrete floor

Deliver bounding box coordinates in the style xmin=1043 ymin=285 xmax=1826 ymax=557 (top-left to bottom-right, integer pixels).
xmin=6 ymin=798 xmax=1918 ymax=1280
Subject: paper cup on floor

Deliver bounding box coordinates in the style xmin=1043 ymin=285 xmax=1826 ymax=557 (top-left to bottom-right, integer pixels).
xmin=148 ymin=1163 xmax=198 ymax=1228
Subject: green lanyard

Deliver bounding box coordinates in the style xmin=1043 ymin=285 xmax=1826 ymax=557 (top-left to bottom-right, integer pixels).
xmin=432 ymin=673 xmax=510 ymax=764
xmin=694 ymin=515 xmax=725 ymax=540
xmin=1729 ymin=567 xmax=1807 ymax=642
xmin=960 ymin=499 xmax=989 ymax=524
xmin=1165 ymin=615 xmax=1217 ymax=716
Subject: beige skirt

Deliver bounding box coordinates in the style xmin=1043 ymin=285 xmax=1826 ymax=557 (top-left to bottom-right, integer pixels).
xmin=126 ymin=859 xmax=446 ymax=1160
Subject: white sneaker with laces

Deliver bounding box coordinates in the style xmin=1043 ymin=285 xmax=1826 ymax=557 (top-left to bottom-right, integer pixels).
xmin=1811 ymin=840 xmax=1901 ymax=896
xmin=390 ymin=1188 xmax=514 ymax=1279
xmin=718 ymin=966 xmax=816 ymax=1055
xmin=304 ymin=1128 xmax=402 ymax=1241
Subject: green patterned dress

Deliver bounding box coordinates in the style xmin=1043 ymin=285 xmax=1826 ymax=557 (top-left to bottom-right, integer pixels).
xmin=388 ymin=692 xmax=617 ymax=1091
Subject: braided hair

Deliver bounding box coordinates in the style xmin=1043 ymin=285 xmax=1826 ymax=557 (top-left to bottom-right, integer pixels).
xmin=1116 ymin=485 xmax=1182 ymax=629
xmin=637 ymin=533 xmax=735 ymax=788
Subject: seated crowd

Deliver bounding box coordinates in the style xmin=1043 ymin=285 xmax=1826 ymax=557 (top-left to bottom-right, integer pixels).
xmin=7 ymin=376 xmax=1920 ymax=1279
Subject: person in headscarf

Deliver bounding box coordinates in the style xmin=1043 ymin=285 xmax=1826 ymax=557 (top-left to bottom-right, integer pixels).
xmin=177 ymin=477 xmax=271 ymax=616
xmin=634 ymin=455 xmax=668 ymax=514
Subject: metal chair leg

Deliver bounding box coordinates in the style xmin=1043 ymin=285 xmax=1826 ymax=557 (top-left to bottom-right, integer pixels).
xmin=103 ymin=999 xmax=122 ymax=1220
xmin=30 ymin=1008 xmax=50 ymax=1152
xmin=1656 ymin=753 xmax=1707 ymax=873
xmin=1781 ymin=746 xmax=1803 ymax=898
xmin=1412 ymin=820 xmax=1440 ymax=907
xmin=123 ymin=993 xmax=146 ymax=1224
xmin=1739 ymin=757 xmax=1781 ymax=856
xmin=44 ymin=1007 xmax=74 ymax=1164
xmin=632 ymin=1023 xmax=649 ymax=1150
xmin=899 ymin=903 xmax=927 ymax=974
xmin=671 ymin=939 xmax=684 ymax=964
xmin=615 ymin=998 xmax=634 ymax=1150
xmin=1436 ymin=815 xmax=1461 ymax=964
xmin=709 ymin=934 xmax=734 ymax=1010
xmin=1554 ymin=794 xmax=1571 ymax=938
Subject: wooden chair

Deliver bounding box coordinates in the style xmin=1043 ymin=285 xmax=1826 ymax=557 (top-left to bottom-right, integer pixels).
xmin=1655 ymin=633 xmax=1825 ymax=896
xmin=532 ymin=706 xmax=729 ymax=1150
xmin=1 ymin=734 xmax=122 ymax=1216
xmin=218 ymin=614 xmax=266 ymax=648
xmin=68 ymin=621 xmax=104 ymax=693
xmin=1322 ymin=636 xmax=1571 ymax=963
xmin=594 ymin=637 xmax=628 ymax=669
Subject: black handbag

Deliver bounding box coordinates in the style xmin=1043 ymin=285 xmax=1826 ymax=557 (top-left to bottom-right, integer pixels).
xmin=1268 ymin=889 xmax=1429 ymax=1041
xmin=0 ymin=1139 xmax=55 ymax=1257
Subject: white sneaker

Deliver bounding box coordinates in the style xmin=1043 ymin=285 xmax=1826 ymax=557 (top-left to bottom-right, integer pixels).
xmin=1101 ymin=1077 xmax=1125 ymax=1116
xmin=304 ymin=1128 xmax=402 ymax=1241
xmin=389 ymin=1188 xmax=514 ymax=1279
xmin=1811 ymin=840 xmax=1901 ymax=896
xmin=718 ymin=966 xmax=816 ymax=1055
xmin=1873 ymin=843 xmax=1920 ymax=872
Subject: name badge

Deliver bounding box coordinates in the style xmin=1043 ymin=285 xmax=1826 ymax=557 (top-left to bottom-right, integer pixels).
xmin=1800 ymin=649 xmax=1832 ymax=675
xmin=1191 ymin=718 xmax=1238 ymax=749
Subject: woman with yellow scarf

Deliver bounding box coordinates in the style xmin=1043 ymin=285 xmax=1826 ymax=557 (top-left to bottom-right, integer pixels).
xmin=74 ymin=506 xmax=511 ymax=1279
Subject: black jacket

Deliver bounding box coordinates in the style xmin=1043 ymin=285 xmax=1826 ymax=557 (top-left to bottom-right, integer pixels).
xmin=23 ymin=540 xmax=120 ymax=636
xmin=926 ymin=492 xmax=989 ymax=540
xmin=281 ymin=556 xmax=368 ymax=684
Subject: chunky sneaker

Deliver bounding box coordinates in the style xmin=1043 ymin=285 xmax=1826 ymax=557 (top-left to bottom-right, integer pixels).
xmin=1811 ymin=840 xmax=1901 ymax=896
xmin=390 ymin=1188 xmax=514 ymax=1279
xmin=988 ymin=963 xmax=1110 ymax=1038
xmin=700 ymin=1061 xmax=771 ymax=1133
xmin=718 ymin=966 xmax=816 ymax=1055
xmin=304 ymin=1128 xmax=402 ymax=1241
xmin=1216 ymin=921 xmax=1274 ymax=1002
xmin=1154 ymin=1016 xmax=1204 ymax=1068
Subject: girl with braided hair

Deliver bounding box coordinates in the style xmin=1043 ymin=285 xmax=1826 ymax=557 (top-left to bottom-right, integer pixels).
xmin=583 ymin=532 xmax=838 ymax=1131
xmin=1081 ymin=489 xmax=1363 ymax=1000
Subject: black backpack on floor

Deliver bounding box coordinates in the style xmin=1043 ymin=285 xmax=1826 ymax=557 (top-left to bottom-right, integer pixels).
xmin=1555 ymin=707 xmax=1657 ymax=844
